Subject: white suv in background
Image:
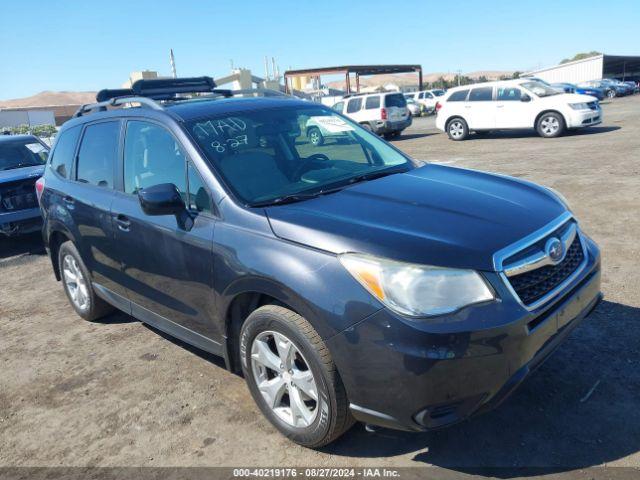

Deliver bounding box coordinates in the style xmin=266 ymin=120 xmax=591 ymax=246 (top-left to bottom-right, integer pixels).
xmin=330 ymin=92 xmax=411 ymax=138
xmin=404 ymin=89 xmax=446 ymax=113
xmin=435 ymin=79 xmax=602 ymax=140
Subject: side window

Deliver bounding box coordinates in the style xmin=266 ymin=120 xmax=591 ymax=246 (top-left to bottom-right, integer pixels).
xmin=187 ymin=162 xmax=212 ymax=214
xmin=76 ymin=121 xmax=119 ymax=188
xmin=425 ymin=92 xmax=434 ymax=99
xmin=418 ymin=92 xmax=425 ymax=99
xmin=497 ymin=87 xmax=522 ymax=101
xmin=448 ymin=90 xmax=469 ymax=102
xmin=332 ymin=101 xmax=344 ymax=112
xmin=49 ymin=126 xmax=81 ymax=178
xmin=365 ymin=96 xmax=380 ymax=109
xmin=123 ymin=121 xmax=187 ymax=198
xmin=346 ymin=98 xmax=362 ymax=113
xmin=469 ymin=87 xmax=494 ymax=101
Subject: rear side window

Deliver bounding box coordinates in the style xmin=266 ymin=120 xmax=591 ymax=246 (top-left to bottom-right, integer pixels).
xmin=448 ymin=90 xmax=469 ymax=102
xmin=49 ymin=126 xmax=81 ymax=178
xmin=346 ymin=98 xmax=362 ymax=113
xmin=385 ymin=94 xmax=407 ymax=108
xmin=469 ymin=87 xmax=494 ymax=101
xmin=76 ymin=122 xmax=119 ymax=188
xmin=365 ymin=96 xmax=380 ymax=109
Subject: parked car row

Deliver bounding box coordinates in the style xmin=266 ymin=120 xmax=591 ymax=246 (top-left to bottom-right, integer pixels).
xmin=435 ymin=79 xmax=602 ymax=141
xmin=403 ymin=89 xmax=446 ymax=114
xmin=552 ymin=79 xmax=639 ymax=99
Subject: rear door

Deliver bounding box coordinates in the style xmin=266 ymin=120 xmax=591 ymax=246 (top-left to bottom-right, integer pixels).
xmin=69 ymin=120 xmax=126 ymax=299
xmin=464 ymin=86 xmax=495 ymax=130
xmin=384 ymin=93 xmax=409 ymax=122
xmin=495 ymin=86 xmax=535 ymax=129
xmin=110 ymin=119 xmax=217 ymax=338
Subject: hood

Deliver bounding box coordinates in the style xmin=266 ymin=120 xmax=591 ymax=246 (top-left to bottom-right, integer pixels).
xmin=265 ymin=165 xmax=566 ymax=271
xmin=0 ymin=165 xmax=45 ymax=183
xmin=545 ymin=92 xmax=598 ymax=103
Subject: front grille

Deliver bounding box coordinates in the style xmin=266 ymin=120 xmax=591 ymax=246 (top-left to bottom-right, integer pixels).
xmin=0 ymin=179 xmax=38 ymax=212
xmin=507 ymin=235 xmax=584 ymax=306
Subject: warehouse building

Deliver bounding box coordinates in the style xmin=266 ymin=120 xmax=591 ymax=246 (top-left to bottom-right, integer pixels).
xmin=523 ymin=54 xmax=640 ymax=84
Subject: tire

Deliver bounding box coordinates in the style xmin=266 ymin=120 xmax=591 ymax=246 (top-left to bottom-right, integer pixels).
xmin=240 ymin=305 xmax=354 ymax=448
xmin=307 ymin=127 xmax=324 ymax=146
xmin=58 ymin=241 xmax=114 ymax=321
xmin=536 ymin=112 xmax=565 ymax=138
xmin=359 ymin=122 xmax=373 ymax=133
xmin=607 ymin=89 xmax=616 ymax=99
xmin=446 ymin=117 xmax=469 ymax=141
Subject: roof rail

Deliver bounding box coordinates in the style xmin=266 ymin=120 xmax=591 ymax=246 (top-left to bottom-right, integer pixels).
xmin=73 ymin=96 xmax=163 ymax=118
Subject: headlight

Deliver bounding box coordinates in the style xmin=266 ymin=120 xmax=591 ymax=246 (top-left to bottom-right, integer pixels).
xmin=339 ymin=253 xmax=494 ymax=317
xmin=569 ymin=102 xmax=590 ymax=110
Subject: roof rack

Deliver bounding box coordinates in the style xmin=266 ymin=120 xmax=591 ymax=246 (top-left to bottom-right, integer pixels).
xmin=74 ymin=75 xmax=291 ymax=118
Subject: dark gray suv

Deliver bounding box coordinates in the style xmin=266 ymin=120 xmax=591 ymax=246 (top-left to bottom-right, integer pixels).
xmin=38 ymin=77 xmax=602 ymax=447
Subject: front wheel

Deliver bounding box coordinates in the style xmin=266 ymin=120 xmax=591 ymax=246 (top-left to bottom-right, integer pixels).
xmin=240 ymin=305 xmax=354 ymax=448
xmin=447 ymin=118 xmax=469 ymax=141
xmin=536 ymin=112 xmax=565 ymax=138
xmin=307 ymin=127 xmax=324 ymax=146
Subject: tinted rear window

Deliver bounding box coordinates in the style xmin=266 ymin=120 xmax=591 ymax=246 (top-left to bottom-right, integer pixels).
xmin=469 ymin=87 xmax=493 ymax=101
xmin=49 ymin=126 xmax=81 ymax=178
xmin=384 ymin=94 xmax=407 ymax=108
xmin=448 ymin=90 xmax=469 ymax=102
xmin=346 ymin=98 xmax=362 ymax=113
xmin=76 ymin=121 xmax=119 ymax=188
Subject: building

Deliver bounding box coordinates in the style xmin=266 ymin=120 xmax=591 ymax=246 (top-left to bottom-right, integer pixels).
xmin=0 ymin=107 xmax=57 ymax=129
xmin=523 ymin=54 xmax=640 ymax=84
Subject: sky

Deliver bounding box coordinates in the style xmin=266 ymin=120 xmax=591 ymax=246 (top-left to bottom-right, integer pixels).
xmin=1 ymin=0 xmax=639 ymax=100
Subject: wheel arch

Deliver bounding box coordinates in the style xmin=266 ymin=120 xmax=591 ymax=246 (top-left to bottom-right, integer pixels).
xmin=445 ymin=115 xmax=467 ymax=130
xmin=47 ymin=227 xmax=75 ymax=281
xmin=534 ymin=109 xmax=566 ymax=129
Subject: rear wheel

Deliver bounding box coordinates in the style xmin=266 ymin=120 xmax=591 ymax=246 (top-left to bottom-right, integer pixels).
xmin=240 ymin=305 xmax=353 ymax=448
xmin=307 ymin=127 xmax=324 ymax=146
xmin=58 ymin=241 xmax=114 ymax=321
xmin=607 ymin=89 xmax=616 ymax=99
xmin=536 ymin=112 xmax=565 ymax=138
xmin=359 ymin=122 xmax=373 ymax=133
xmin=447 ymin=118 xmax=469 ymax=141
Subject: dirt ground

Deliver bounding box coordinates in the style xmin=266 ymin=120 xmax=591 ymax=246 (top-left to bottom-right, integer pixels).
xmin=1 ymin=96 xmax=639 ymax=474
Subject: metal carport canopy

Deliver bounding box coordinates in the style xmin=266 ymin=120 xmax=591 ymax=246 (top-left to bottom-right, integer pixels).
xmin=284 ymin=64 xmax=423 ymax=93
xmin=603 ymin=55 xmax=640 ymax=80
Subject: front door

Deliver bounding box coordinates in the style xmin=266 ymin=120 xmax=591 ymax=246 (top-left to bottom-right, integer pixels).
xmin=110 ymin=120 xmax=218 ymax=339
xmin=495 ymin=86 xmax=535 ymax=129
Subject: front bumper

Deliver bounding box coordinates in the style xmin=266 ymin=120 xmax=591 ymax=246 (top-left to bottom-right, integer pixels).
xmin=566 ymin=107 xmax=603 ymax=128
xmin=0 ymin=207 xmax=42 ymax=236
xmin=327 ymin=236 xmax=601 ymax=431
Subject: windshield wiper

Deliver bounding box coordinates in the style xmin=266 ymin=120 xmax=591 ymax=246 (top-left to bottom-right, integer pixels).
xmin=343 ymin=167 xmax=407 ymax=186
xmin=1 ymin=163 xmax=41 ymax=171
xmin=251 ymin=185 xmax=346 ymax=207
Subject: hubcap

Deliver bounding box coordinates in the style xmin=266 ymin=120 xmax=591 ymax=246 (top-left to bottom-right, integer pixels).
xmin=251 ymin=331 xmax=319 ymax=428
xmin=310 ymin=131 xmax=320 ymax=145
xmin=541 ymin=116 xmax=559 ymax=135
xmin=62 ymin=254 xmax=89 ymax=311
xmin=450 ymin=121 xmax=464 ymax=139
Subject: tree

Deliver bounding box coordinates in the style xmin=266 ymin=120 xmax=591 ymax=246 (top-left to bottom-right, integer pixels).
xmin=560 ymin=51 xmax=602 ymax=64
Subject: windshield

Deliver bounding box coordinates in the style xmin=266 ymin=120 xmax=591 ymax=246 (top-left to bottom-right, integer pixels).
xmin=520 ymin=81 xmax=560 ymax=97
xmin=431 ymin=90 xmax=445 ymax=96
xmin=0 ymin=139 xmax=49 ymax=171
xmin=187 ymin=106 xmax=413 ymax=206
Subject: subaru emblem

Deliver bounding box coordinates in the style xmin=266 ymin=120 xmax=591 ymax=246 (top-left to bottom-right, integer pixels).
xmin=545 ymin=237 xmax=565 ymax=264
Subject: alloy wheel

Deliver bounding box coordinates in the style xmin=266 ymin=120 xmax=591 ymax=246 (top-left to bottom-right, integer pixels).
xmin=309 ymin=130 xmax=321 ymax=145
xmin=449 ymin=121 xmax=465 ymax=139
xmin=62 ymin=254 xmax=89 ymax=311
xmin=540 ymin=116 xmax=560 ymax=135
xmin=251 ymin=331 xmax=319 ymax=428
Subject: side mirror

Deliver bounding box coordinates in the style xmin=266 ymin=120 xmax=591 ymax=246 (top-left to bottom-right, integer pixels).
xmin=521 ymin=94 xmax=532 ymax=102
xmin=138 ymin=183 xmax=185 ymax=216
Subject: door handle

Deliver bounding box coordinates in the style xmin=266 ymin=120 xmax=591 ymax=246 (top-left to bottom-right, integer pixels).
xmin=114 ymin=214 xmax=131 ymax=232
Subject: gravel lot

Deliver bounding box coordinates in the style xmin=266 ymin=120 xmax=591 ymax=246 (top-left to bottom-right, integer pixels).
xmin=1 ymin=96 xmax=639 ymax=474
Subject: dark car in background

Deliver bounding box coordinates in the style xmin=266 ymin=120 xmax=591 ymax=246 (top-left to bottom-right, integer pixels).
xmin=552 ymin=82 xmax=606 ymax=100
xmin=39 ymin=77 xmax=602 ymax=448
xmin=0 ymin=134 xmax=49 ymax=236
